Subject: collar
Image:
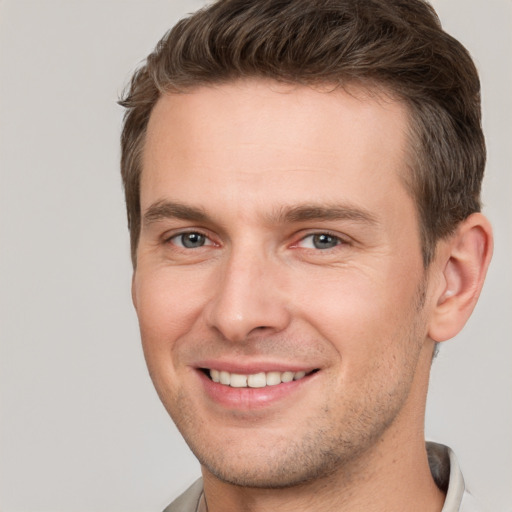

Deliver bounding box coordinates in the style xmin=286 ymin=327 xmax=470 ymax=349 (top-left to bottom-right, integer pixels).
xmin=427 ymin=441 xmax=466 ymax=511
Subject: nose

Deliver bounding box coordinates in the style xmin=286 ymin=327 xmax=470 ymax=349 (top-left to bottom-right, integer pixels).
xmin=204 ymin=248 xmax=291 ymax=343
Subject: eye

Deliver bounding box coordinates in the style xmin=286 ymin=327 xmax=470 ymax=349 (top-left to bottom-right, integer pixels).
xmin=298 ymin=233 xmax=342 ymax=250
xmin=169 ymin=232 xmax=213 ymax=249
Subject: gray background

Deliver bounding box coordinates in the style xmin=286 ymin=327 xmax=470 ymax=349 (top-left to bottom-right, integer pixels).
xmin=0 ymin=1 xmax=510 ymax=510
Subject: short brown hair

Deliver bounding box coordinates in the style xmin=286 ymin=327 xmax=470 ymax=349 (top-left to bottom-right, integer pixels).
xmin=120 ymin=0 xmax=485 ymax=267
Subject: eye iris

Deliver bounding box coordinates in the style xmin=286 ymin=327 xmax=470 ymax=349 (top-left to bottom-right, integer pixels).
xmin=182 ymin=232 xmax=205 ymax=248
xmin=313 ymin=233 xmax=338 ymax=249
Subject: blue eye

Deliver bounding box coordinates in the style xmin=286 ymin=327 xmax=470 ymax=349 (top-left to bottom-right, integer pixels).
xmin=299 ymin=233 xmax=341 ymax=249
xmin=172 ymin=232 xmax=209 ymax=248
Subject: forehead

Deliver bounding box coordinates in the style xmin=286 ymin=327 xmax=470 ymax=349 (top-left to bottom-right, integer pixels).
xmin=141 ymin=79 xmax=412 ymax=221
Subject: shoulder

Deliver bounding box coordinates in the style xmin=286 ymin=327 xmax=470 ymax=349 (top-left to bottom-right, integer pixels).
xmin=162 ymin=479 xmax=204 ymax=512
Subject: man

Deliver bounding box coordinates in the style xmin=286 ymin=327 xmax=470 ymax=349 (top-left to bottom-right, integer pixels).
xmin=119 ymin=1 xmax=493 ymax=510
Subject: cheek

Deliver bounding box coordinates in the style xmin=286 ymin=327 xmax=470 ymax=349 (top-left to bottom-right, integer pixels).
xmin=133 ymin=268 xmax=211 ymax=356
xmin=295 ymin=273 xmax=389 ymax=335
xmin=293 ymin=266 xmax=423 ymax=366
xmin=132 ymin=269 xmax=214 ymax=409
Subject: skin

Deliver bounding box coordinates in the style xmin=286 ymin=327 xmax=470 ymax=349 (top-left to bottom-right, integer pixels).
xmin=132 ymin=79 xmax=492 ymax=512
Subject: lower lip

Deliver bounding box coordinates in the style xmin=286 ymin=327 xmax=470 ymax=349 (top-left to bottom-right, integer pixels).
xmin=197 ymin=370 xmax=315 ymax=410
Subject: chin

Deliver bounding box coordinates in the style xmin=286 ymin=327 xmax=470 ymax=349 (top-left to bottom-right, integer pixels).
xmin=199 ymin=449 xmax=343 ymax=489
xmin=186 ymin=420 xmax=365 ymax=490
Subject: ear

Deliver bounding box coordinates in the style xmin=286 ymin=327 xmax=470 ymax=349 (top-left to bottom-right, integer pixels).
xmin=428 ymin=213 xmax=493 ymax=342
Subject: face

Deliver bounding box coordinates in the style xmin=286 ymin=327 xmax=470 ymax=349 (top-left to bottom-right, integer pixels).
xmin=133 ymin=80 xmax=436 ymax=488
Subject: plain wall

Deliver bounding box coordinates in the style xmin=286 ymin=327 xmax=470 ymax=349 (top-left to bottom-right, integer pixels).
xmin=0 ymin=1 xmax=510 ymax=510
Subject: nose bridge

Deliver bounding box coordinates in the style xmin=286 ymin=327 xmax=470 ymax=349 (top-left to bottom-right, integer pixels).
xmin=205 ymin=241 xmax=290 ymax=342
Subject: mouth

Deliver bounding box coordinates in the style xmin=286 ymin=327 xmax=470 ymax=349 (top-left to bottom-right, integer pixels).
xmin=201 ymin=368 xmax=318 ymax=388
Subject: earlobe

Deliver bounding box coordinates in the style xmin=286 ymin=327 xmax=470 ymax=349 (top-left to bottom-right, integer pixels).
xmin=428 ymin=213 xmax=493 ymax=342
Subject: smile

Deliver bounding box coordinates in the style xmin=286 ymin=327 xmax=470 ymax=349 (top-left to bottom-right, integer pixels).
xmin=205 ymin=369 xmax=315 ymax=388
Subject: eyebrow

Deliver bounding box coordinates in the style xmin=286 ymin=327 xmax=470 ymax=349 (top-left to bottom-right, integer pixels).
xmin=143 ymin=200 xmax=208 ymax=226
xmin=142 ymin=200 xmax=378 ymax=227
xmin=269 ymin=204 xmax=379 ymax=225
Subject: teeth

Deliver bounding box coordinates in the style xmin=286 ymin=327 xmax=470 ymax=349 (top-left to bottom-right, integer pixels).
xmin=266 ymin=371 xmax=281 ymax=386
xmin=281 ymin=371 xmax=294 ymax=383
xmin=208 ymin=369 xmax=311 ymax=388
xmin=230 ymin=373 xmax=247 ymax=388
xmin=247 ymin=372 xmax=266 ymax=388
